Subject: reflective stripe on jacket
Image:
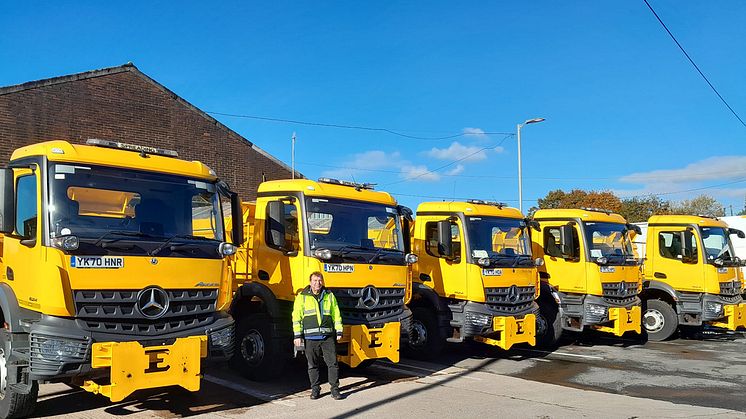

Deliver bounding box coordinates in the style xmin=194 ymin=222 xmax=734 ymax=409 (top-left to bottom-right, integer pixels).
xmin=292 ymin=286 xmax=343 ymax=339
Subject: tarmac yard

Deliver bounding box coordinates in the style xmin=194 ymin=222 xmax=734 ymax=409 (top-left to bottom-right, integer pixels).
xmin=33 ymin=331 xmax=746 ymax=418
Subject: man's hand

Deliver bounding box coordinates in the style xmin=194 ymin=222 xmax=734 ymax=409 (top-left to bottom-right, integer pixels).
xmin=294 ymin=338 xmax=303 ymax=347
xmin=336 ymin=335 xmax=342 ymax=342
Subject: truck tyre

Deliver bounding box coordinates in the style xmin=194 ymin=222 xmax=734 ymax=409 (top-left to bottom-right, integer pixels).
xmin=536 ymin=298 xmax=563 ymax=349
xmin=643 ymin=299 xmax=678 ymax=341
xmin=404 ymin=307 xmax=445 ymax=360
xmin=232 ymin=314 xmax=285 ymax=381
xmin=0 ymin=335 xmax=38 ymax=419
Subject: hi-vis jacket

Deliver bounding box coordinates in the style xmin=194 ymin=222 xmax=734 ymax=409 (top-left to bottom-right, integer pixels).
xmin=292 ymin=286 xmax=343 ymax=340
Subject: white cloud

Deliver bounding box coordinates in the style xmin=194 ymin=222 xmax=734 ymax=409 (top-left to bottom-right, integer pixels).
xmin=614 ymin=155 xmax=746 ymax=201
xmin=400 ymin=165 xmax=440 ymax=182
xmin=426 ymin=142 xmax=489 ymax=162
xmin=494 ymin=146 xmax=504 ymax=153
xmin=619 ymin=156 xmax=746 ymax=184
xmin=462 ymin=127 xmax=487 ymax=139
xmin=321 ymin=150 xmax=403 ymax=180
xmin=445 ymin=164 xmax=465 ymax=176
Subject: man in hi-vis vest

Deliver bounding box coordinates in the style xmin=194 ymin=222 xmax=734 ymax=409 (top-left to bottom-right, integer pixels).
xmin=293 ymin=271 xmax=344 ymax=400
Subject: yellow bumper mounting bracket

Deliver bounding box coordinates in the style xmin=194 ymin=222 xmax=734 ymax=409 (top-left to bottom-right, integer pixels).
xmin=594 ymin=306 xmax=641 ymax=336
xmin=82 ymin=335 xmax=208 ymax=402
xmin=337 ymin=323 xmax=400 ymax=368
xmin=474 ymin=313 xmax=536 ymax=350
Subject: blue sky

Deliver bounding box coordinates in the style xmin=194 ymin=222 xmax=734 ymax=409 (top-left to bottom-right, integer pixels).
xmin=2 ymin=1 xmax=745 ymax=213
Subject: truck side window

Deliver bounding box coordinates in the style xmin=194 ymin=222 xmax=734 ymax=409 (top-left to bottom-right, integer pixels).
xmin=266 ymin=202 xmax=299 ymax=250
xmin=16 ymin=175 xmax=37 ymax=238
xmin=424 ymin=221 xmax=461 ymax=259
xmin=658 ymin=231 xmax=698 ymax=260
xmin=544 ymin=227 xmax=563 ymax=257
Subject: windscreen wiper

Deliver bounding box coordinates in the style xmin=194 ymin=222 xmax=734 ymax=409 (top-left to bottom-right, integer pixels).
xmin=93 ymin=230 xmax=154 ymax=247
xmin=150 ymin=234 xmax=217 ymax=256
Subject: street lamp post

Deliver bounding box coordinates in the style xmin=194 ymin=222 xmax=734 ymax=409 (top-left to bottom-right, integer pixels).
xmin=517 ymin=118 xmax=545 ymax=213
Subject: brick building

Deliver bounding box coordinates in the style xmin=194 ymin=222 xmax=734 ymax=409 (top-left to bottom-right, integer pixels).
xmin=0 ymin=63 xmax=296 ymax=200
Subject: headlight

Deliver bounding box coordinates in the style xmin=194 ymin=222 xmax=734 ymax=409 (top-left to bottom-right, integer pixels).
xmin=534 ymin=258 xmax=544 ymax=267
xmin=596 ymin=256 xmax=608 ymax=265
xmin=51 ymin=235 xmax=79 ymax=251
xmin=705 ymin=302 xmax=723 ymax=317
xmin=465 ymin=312 xmax=492 ymax=327
xmin=405 ymin=253 xmax=418 ymax=264
xmin=40 ymin=338 xmax=80 ymax=360
xmin=586 ymin=303 xmax=608 ymax=318
xmin=314 ymin=248 xmax=332 ymax=260
xmin=476 ymin=257 xmax=490 ymax=267
xmin=210 ymin=327 xmax=234 ymax=348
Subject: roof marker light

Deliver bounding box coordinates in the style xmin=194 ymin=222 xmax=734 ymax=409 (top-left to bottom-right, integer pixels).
xmin=86 ymin=139 xmax=179 ymax=158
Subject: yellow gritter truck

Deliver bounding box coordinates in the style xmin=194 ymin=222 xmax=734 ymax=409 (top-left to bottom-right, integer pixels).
xmin=531 ymin=208 xmax=642 ymax=346
xmin=230 ymin=178 xmax=417 ymax=379
xmin=406 ymin=200 xmax=540 ymax=357
xmin=633 ymin=215 xmax=746 ymax=341
xmin=0 ymin=140 xmax=241 ymax=418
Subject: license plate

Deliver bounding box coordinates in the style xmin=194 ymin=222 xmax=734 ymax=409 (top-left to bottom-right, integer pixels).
xmin=71 ymin=256 xmax=124 ymax=269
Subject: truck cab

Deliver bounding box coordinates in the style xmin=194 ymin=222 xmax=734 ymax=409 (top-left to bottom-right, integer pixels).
xmin=231 ymin=178 xmax=415 ymax=379
xmin=0 ymin=140 xmax=241 ymax=417
xmin=635 ymin=215 xmax=746 ymax=341
xmin=406 ymin=200 xmax=540 ymax=358
xmin=531 ymin=208 xmax=642 ymax=346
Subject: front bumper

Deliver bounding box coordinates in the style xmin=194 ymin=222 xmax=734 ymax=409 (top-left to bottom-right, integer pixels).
xmin=461 ymin=301 xmax=538 ymax=350
xmin=28 ymin=312 xmax=235 ymax=384
xmin=709 ymin=303 xmax=746 ymax=331
xmin=565 ymin=294 xmax=641 ymax=336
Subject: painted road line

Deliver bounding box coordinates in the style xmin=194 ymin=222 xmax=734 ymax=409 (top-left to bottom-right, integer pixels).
xmin=513 ymin=348 xmax=605 ymax=360
xmin=373 ymin=363 xmax=482 ymax=381
xmin=203 ymin=374 xmax=296 ymax=407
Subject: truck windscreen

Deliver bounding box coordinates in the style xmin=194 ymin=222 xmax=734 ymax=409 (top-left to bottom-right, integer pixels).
xmin=583 ymin=222 xmax=633 ymax=262
xmin=305 ymin=197 xmax=405 ymax=264
xmin=48 ymin=163 xmax=224 ymax=257
xmin=466 ymin=216 xmax=531 ymax=266
xmin=701 ymin=227 xmax=736 ymax=263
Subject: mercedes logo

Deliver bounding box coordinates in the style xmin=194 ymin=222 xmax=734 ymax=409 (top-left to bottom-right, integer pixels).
xmin=506 ymin=285 xmax=519 ymax=303
xmin=360 ymin=286 xmax=380 ymax=308
xmin=619 ymin=281 xmax=628 ymax=295
xmin=136 ymin=287 xmax=170 ymax=319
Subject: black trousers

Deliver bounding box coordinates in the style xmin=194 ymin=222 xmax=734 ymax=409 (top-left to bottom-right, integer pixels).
xmin=305 ymin=336 xmax=339 ymax=393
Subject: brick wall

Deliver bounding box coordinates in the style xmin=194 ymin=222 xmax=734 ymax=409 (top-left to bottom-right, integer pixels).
xmin=0 ymin=68 xmax=292 ymax=200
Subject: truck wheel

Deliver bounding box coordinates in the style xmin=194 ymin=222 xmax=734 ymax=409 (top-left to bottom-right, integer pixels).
xmin=232 ymin=315 xmax=285 ymax=381
xmin=404 ymin=307 xmax=444 ymax=360
xmin=643 ymin=299 xmax=678 ymax=341
xmin=536 ymin=298 xmax=563 ymax=349
xmin=0 ymin=339 xmax=38 ymax=419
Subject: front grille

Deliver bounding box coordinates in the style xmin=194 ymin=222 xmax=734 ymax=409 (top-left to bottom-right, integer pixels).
xmin=330 ymin=287 xmax=405 ymax=326
xmin=484 ymin=286 xmax=535 ymax=314
xmin=720 ymin=280 xmax=743 ymax=296
xmin=74 ymin=289 xmax=218 ymax=335
xmin=601 ymin=282 xmax=638 ymax=306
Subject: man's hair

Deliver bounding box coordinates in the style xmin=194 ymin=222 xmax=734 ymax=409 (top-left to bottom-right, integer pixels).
xmin=309 ymin=271 xmax=324 ymax=281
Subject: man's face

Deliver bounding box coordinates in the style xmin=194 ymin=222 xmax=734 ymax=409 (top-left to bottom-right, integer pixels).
xmin=310 ymin=275 xmax=324 ymax=294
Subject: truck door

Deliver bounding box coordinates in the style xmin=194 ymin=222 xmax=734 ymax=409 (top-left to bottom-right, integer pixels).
xmin=537 ymin=221 xmax=586 ymax=293
xmin=253 ymin=197 xmax=302 ymax=299
xmin=651 ymin=227 xmax=704 ymax=293
xmin=2 ymin=168 xmax=44 ymax=310
xmin=417 ymin=217 xmax=467 ymax=298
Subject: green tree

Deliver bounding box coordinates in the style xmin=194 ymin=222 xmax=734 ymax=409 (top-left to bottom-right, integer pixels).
xmin=619 ymin=196 xmax=671 ymax=223
xmin=537 ymin=189 xmax=622 ymax=213
xmin=670 ymin=195 xmax=725 ymax=217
